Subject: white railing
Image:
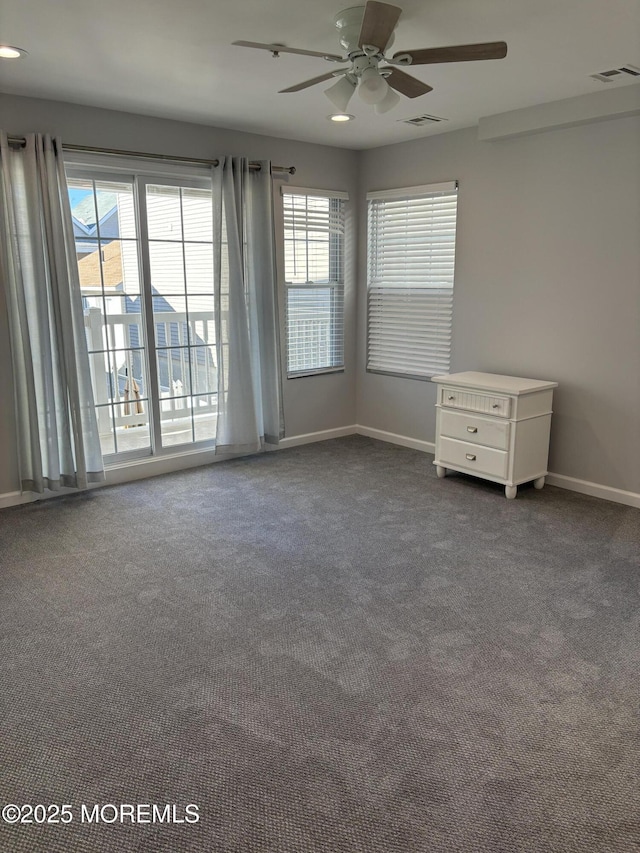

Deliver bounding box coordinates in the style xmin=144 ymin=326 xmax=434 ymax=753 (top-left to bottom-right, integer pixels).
xmin=84 ymin=307 xmax=218 ymax=438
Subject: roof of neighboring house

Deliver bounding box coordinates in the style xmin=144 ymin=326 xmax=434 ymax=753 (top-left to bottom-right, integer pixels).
xmin=77 ymin=240 xmax=123 ymax=290
xmin=73 ymin=192 xmax=118 ymax=229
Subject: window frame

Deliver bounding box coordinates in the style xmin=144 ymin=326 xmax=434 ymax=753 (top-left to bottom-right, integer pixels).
xmin=366 ymin=181 xmax=459 ymax=381
xmin=280 ymin=186 xmax=348 ymax=380
xmin=66 ymin=159 xmax=218 ymax=465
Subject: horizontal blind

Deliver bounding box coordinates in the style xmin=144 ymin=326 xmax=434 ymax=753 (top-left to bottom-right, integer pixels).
xmin=283 ymin=191 xmax=346 ymax=377
xmin=367 ymin=183 xmax=458 ymax=378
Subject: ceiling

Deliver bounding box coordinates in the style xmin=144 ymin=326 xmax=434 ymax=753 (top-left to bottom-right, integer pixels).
xmin=1 ymin=0 xmax=639 ymax=149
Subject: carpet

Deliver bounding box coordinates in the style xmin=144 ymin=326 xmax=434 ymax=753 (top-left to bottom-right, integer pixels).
xmin=0 ymin=436 xmax=639 ymax=852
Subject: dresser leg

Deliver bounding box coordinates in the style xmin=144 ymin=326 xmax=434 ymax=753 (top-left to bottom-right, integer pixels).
xmin=505 ymin=485 xmax=517 ymax=500
xmin=533 ymin=476 xmax=545 ymax=490
xmin=436 ymin=465 xmax=447 ymax=478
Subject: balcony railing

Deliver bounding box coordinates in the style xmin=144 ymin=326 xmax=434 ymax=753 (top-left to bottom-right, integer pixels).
xmin=84 ymin=307 xmax=218 ymax=452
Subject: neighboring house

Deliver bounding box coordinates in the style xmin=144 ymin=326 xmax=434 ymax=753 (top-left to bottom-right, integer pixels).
xmin=71 ymin=195 xmax=214 ymax=402
xmin=72 ymin=191 xmax=119 ymax=258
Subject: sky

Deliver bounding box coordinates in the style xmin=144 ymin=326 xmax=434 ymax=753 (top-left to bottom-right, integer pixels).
xmin=68 ymin=188 xmax=91 ymax=209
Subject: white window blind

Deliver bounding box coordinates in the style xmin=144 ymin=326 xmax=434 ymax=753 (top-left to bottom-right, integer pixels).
xmin=282 ymin=188 xmax=347 ymax=377
xmin=366 ymin=181 xmax=458 ymax=378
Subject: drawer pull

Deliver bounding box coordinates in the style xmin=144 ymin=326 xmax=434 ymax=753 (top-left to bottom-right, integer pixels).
xmin=448 ymin=395 xmax=455 ymax=401
xmin=466 ymin=453 xmax=477 ymax=461
xmin=492 ymin=403 xmax=500 ymax=409
xmin=466 ymin=426 xmax=478 ymax=433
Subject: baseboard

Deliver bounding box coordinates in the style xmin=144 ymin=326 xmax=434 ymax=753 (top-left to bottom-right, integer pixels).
xmin=356 ymin=425 xmax=639 ymax=509
xmin=0 ymin=486 xmax=87 ymax=509
xmin=2 ymin=428 xmax=638 ymax=511
xmin=105 ymin=447 xmax=221 ymax=486
xmin=355 ymin=425 xmax=436 ymax=455
xmin=278 ymin=425 xmax=358 ymax=449
xmin=545 ymin=473 xmax=640 ymax=509
xmin=0 ymin=490 xmax=31 ymax=509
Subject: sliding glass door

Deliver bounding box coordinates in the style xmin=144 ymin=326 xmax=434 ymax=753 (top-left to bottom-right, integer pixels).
xmin=67 ymin=170 xmax=217 ymax=462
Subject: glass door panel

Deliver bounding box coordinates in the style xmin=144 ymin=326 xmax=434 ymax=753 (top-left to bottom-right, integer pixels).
xmin=68 ymin=177 xmax=152 ymax=458
xmin=146 ymin=183 xmax=216 ymax=449
xmin=68 ymin=172 xmax=216 ymax=462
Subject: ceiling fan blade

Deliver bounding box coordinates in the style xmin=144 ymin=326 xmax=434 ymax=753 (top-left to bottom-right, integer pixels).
xmin=279 ymin=70 xmax=348 ymax=93
xmin=233 ymin=41 xmax=344 ymax=62
xmin=395 ymin=41 xmax=508 ymax=65
xmin=358 ymin=1 xmax=402 ymax=52
xmin=384 ymin=68 xmax=433 ymax=98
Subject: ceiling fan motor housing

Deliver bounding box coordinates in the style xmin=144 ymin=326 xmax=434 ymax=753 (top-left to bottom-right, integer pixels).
xmin=334 ymin=6 xmax=395 ymax=55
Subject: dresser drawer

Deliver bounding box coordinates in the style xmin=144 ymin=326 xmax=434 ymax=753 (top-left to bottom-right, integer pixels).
xmin=440 ymin=387 xmax=511 ymax=418
xmin=438 ymin=437 xmax=508 ymax=479
xmin=439 ymin=409 xmax=510 ymax=450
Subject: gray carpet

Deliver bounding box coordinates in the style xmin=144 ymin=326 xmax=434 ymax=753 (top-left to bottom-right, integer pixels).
xmin=0 ymin=436 xmax=639 ymax=853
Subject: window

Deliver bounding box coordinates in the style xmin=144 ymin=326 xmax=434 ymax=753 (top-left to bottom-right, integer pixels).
xmin=67 ymin=164 xmax=217 ymax=462
xmin=282 ymin=187 xmax=347 ymax=377
xmin=366 ymin=181 xmax=458 ymax=379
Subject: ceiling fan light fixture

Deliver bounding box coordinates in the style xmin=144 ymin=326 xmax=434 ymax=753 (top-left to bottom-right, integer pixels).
xmin=0 ymin=44 xmax=27 ymax=59
xmin=374 ymin=86 xmax=400 ymax=114
xmin=324 ymin=75 xmax=357 ymax=112
xmin=358 ymin=66 xmax=389 ymax=104
xmin=328 ymin=113 xmax=355 ymax=122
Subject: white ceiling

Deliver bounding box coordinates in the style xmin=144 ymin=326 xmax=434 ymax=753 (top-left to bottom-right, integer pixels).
xmin=1 ymin=0 xmax=639 ymax=149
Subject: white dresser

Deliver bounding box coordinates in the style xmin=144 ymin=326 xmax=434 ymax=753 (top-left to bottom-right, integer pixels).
xmin=431 ymin=372 xmax=558 ymax=499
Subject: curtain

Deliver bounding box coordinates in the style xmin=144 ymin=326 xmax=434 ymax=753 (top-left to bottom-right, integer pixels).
xmin=0 ymin=132 xmax=104 ymax=493
xmin=212 ymin=157 xmax=283 ymax=455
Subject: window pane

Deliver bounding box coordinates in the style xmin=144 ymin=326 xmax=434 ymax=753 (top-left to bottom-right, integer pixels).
xmin=184 ymin=243 xmax=214 ymax=294
xmin=147 ymin=185 xmax=182 ymax=240
xmin=159 ymin=403 xmax=193 ymax=447
xmin=153 ymin=295 xmax=188 ymax=351
xmin=190 ymin=346 xmax=217 ymax=394
xmin=70 ymin=180 xmax=137 ymax=241
xmin=286 ymin=285 xmax=343 ymax=374
xmin=366 ymin=184 xmax=458 ymax=378
xmin=94 ymin=405 xmax=116 ymax=456
xmin=283 ymin=192 xmax=345 ymax=376
xmin=188 ymin=295 xmax=215 ymax=345
xmin=149 ymin=242 xmax=185 ymax=294
xmin=193 ymin=395 xmax=218 ymax=443
xmin=157 ymin=347 xmax=191 ymax=397
xmin=183 ymin=188 xmax=213 ymax=242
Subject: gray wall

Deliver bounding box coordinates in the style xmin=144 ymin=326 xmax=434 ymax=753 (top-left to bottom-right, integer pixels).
xmin=2 ymin=94 xmax=638 ymax=497
xmin=0 ymin=94 xmax=359 ymax=495
xmin=357 ymin=116 xmax=640 ymax=493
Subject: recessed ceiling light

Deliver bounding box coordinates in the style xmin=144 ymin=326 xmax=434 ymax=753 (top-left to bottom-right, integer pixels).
xmin=0 ymin=45 xmax=27 ymax=59
xmin=328 ymin=113 xmax=354 ymax=123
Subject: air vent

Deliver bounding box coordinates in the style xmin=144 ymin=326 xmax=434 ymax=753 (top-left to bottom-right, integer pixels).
xmin=591 ymin=64 xmax=640 ymax=83
xmin=400 ymin=114 xmax=448 ymax=126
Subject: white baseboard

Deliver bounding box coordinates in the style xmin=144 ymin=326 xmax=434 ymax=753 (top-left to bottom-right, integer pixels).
xmin=105 ymin=447 xmax=221 ymax=486
xmin=278 ymin=425 xmax=358 ymax=449
xmin=0 ymin=486 xmax=86 ymax=509
xmin=355 ymin=425 xmax=436 ymax=455
xmin=0 ymin=490 xmax=31 ymax=509
xmin=545 ymin=473 xmax=640 ymax=509
xmin=2 ymin=427 xmax=638 ymax=511
xmin=356 ymin=425 xmax=639 ymax=509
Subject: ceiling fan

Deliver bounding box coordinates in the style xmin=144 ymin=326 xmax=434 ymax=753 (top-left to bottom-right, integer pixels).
xmin=233 ymin=1 xmax=507 ymax=116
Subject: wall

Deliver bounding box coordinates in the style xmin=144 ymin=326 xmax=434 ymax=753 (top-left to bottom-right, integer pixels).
xmin=357 ymin=115 xmax=640 ymax=495
xmin=0 ymin=93 xmax=359 ymax=497
xmin=2 ymin=94 xmax=639 ymax=501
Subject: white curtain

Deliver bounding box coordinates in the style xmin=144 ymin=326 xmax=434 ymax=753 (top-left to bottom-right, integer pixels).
xmin=212 ymin=157 xmax=283 ymax=454
xmin=0 ymin=132 xmax=104 ymax=493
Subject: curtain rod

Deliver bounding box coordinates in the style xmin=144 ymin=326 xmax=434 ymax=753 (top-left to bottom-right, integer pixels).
xmin=6 ymin=136 xmax=296 ymax=175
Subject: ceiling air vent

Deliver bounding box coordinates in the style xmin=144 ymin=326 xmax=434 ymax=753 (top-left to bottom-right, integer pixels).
xmin=400 ymin=114 xmax=448 ymax=126
xmin=590 ymin=64 xmax=640 ymax=83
